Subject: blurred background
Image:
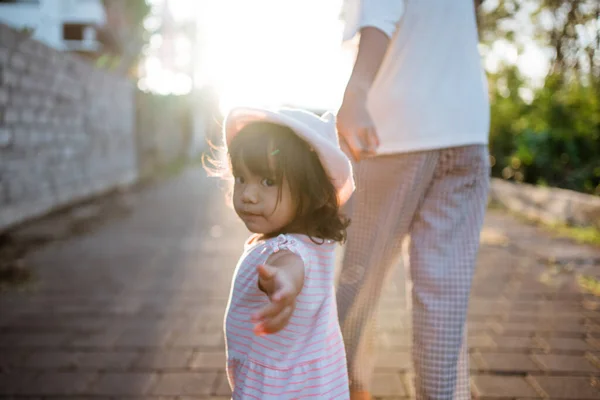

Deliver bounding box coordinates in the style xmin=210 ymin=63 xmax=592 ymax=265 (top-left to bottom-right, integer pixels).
xmin=1 ymin=0 xmax=598 ymax=194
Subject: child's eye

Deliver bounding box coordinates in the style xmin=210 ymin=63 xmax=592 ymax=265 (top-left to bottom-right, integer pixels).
xmin=234 ymin=176 xmax=245 ymax=184
xmin=261 ymin=178 xmax=276 ymax=187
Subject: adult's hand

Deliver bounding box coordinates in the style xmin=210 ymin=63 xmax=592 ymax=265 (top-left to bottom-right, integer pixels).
xmin=337 ymin=91 xmax=379 ymax=162
xmin=336 ymin=26 xmax=389 ymax=162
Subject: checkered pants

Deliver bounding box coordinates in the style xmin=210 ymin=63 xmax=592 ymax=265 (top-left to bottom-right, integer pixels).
xmin=337 ymin=145 xmax=490 ymax=399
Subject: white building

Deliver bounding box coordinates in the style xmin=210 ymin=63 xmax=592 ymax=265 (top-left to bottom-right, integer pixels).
xmin=0 ymin=0 xmax=106 ymax=53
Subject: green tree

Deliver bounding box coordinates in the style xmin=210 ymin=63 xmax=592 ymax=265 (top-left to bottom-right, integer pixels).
xmin=96 ymin=0 xmax=154 ymax=76
xmin=478 ymin=0 xmax=600 ymax=194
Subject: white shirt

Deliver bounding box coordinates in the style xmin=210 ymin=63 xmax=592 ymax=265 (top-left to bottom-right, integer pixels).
xmin=341 ymin=0 xmax=490 ymax=154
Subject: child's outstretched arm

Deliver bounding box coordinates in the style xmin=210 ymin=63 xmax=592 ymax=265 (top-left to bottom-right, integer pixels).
xmin=251 ymin=251 xmax=305 ymax=335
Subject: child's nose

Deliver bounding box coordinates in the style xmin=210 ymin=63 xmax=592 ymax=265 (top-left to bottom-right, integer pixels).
xmin=242 ymin=185 xmax=258 ymax=203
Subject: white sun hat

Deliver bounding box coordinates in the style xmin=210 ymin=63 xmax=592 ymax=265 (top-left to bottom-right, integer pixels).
xmin=223 ymin=106 xmax=355 ymax=205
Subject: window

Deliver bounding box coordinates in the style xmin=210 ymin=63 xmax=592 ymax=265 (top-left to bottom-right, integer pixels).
xmin=63 ymin=23 xmax=96 ymax=41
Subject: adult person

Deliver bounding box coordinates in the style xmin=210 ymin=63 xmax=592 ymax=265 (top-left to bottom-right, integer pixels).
xmin=335 ymin=0 xmax=490 ymax=398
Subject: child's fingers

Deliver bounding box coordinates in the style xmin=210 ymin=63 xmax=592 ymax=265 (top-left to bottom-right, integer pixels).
xmin=257 ymin=264 xmax=277 ymax=282
xmin=255 ymin=305 xmax=294 ymax=335
xmin=271 ymin=285 xmax=292 ymax=303
xmin=252 ymin=299 xmax=285 ymax=322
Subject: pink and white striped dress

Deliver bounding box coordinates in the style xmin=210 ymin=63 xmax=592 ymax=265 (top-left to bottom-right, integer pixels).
xmin=224 ymin=233 xmax=350 ymax=399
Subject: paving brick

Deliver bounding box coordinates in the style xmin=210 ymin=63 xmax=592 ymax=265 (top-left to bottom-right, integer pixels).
xmin=88 ymin=372 xmax=157 ymax=395
xmin=0 ymin=371 xmax=38 ymax=395
xmin=190 ymin=351 xmax=226 ymax=369
xmin=473 ymin=352 xmax=540 ymax=372
xmin=0 ymin=350 xmax=29 ymax=369
xmin=507 ymin=314 xmax=584 ymax=324
xmin=23 ymin=372 xmax=96 ymax=395
xmin=114 ymin=328 xmax=173 ymax=348
xmin=21 ymin=351 xmax=79 ymax=369
xmin=492 ymin=321 xmax=539 ymax=335
xmin=468 ymin=321 xmax=492 ymax=334
xmin=469 ymin=300 xmax=507 ymax=316
xmin=380 ymin=333 xmax=412 ymax=348
xmin=168 ymin=331 xmax=224 ymax=348
xmin=66 ymin=331 xmax=120 ymax=348
xmin=532 ymin=354 xmax=599 ymax=373
xmin=508 ymin=310 xmax=586 ymax=322
xmin=375 ymin=351 xmax=412 ymax=370
xmin=467 ymin=334 xmax=496 ymax=349
xmin=471 ymin=375 xmax=539 ymax=398
xmin=152 ymin=372 xmax=218 ymax=396
xmin=371 ymin=372 xmax=407 ymax=397
xmin=132 ymin=350 xmax=194 ymax=370
xmin=539 ymin=337 xmax=594 ymax=352
xmin=539 ymin=321 xmax=590 ymax=334
xmin=179 ymin=398 xmax=229 ymax=400
xmin=194 ymin=321 xmax=226 ymax=333
xmin=531 ymin=377 xmax=600 ymax=399
xmin=3 ymin=157 xmax=600 ymax=400
xmin=121 ymin=398 xmax=176 ymax=400
xmin=2 ymin=333 xmax=67 ymax=347
xmin=76 ymin=351 xmax=138 ymax=370
xmin=491 ymin=336 xmax=543 ymax=350
xmin=213 ymin=372 xmax=232 ymax=396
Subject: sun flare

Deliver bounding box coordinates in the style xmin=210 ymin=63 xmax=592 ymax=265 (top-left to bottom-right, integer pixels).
xmin=146 ymin=0 xmax=354 ymax=114
xmin=193 ymin=0 xmax=353 ymax=114
xmin=143 ymin=0 xmax=549 ymax=112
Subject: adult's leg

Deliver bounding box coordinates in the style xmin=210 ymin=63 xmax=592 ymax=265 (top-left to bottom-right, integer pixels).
xmin=408 ymin=145 xmax=490 ymax=399
xmin=337 ymin=151 xmax=438 ymax=393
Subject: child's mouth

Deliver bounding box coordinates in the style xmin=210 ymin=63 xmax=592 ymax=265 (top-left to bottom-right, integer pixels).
xmin=241 ymin=211 xmax=262 ymax=219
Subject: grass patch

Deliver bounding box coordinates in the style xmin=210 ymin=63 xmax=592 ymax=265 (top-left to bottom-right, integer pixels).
xmin=544 ymin=223 xmax=600 ymax=247
xmin=577 ymin=274 xmax=600 ymax=297
xmin=161 ymin=157 xmax=191 ymax=178
xmin=153 ymin=155 xmax=205 ymax=182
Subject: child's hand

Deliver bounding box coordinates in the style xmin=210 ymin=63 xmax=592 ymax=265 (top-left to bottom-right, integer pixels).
xmin=252 ymin=252 xmax=304 ymax=335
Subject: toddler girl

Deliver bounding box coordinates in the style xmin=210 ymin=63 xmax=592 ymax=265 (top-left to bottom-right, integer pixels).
xmin=214 ymin=107 xmax=355 ymax=399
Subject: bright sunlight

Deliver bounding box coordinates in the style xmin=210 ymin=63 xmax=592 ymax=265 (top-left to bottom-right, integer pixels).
xmin=143 ymin=0 xmax=354 ymax=114
xmin=142 ymin=0 xmax=550 ymax=113
xmin=194 ymin=0 xmax=354 ymax=114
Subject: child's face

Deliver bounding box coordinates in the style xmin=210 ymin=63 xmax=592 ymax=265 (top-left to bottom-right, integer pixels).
xmin=232 ymin=160 xmax=295 ymax=235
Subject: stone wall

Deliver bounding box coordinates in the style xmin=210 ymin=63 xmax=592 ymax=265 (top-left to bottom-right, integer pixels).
xmin=490 ymin=178 xmax=600 ymax=230
xmin=0 ymin=24 xmax=137 ymax=232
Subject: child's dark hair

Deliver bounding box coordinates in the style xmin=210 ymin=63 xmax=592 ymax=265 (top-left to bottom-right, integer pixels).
xmin=227 ymin=121 xmax=350 ymax=243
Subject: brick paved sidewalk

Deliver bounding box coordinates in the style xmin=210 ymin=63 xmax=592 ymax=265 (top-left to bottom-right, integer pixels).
xmin=1 ymin=167 xmax=599 ymax=399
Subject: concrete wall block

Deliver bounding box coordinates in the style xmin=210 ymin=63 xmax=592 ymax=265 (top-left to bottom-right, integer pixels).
xmin=10 ymin=52 xmax=26 ymax=70
xmin=0 ymin=66 xmax=20 ymax=87
xmin=19 ymin=74 xmax=36 ymax=91
xmin=9 ymin=91 xmax=29 ymax=108
xmin=17 ymin=38 xmax=39 ymax=58
xmin=0 ymin=87 xmax=8 ymax=106
xmin=490 ymin=178 xmax=600 ymax=229
xmin=0 ymin=24 xmax=16 ymax=48
xmin=26 ymin=60 xmax=45 ymax=77
xmin=0 ymin=128 xmax=12 ymax=148
xmin=0 ymin=48 xmax=8 ymax=65
xmin=3 ymin=107 xmax=20 ymax=124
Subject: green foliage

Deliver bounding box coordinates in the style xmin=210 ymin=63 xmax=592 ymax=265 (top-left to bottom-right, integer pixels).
xmin=489 ymin=68 xmax=600 ymax=194
xmin=483 ymin=0 xmax=600 ymax=195
xmin=98 ymin=0 xmax=155 ymax=75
